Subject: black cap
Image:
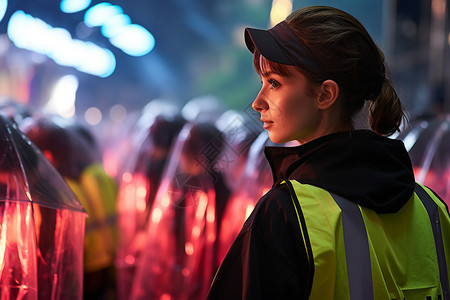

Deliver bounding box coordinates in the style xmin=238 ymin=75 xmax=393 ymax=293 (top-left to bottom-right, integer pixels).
xmin=244 ymin=21 xmax=327 ymax=78
xmin=244 ymin=27 xmax=295 ymax=66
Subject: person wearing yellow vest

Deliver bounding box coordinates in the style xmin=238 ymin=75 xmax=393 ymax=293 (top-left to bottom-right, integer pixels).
xmin=207 ymin=6 xmax=450 ymax=300
xmin=20 ymin=116 xmax=119 ymax=300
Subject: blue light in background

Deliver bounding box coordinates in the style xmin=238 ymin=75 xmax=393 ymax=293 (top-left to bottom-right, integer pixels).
xmin=84 ymin=2 xmax=155 ymax=56
xmin=60 ymin=0 xmax=91 ymax=13
xmin=84 ymin=2 xmax=123 ymax=27
xmin=101 ymin=13 xmax=131 ymax=38
xmin=7 ymin=10 xmax=116 ymax=77
xmin=109 ymin=24 xmax=155 ymax=56
xmin=0 ymin=0 xmax=7 ymax=22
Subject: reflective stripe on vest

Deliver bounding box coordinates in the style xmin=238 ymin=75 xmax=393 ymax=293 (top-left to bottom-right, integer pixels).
xmin=285 ymin=180 xmax=450 ymax=300
xmin=415 ymin=184 xmax=449 ymax=300
xmin=330 ymin=192 xmax=373 ymax=300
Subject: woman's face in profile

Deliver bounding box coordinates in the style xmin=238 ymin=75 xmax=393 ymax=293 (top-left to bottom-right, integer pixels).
xmin=252 ymin=64 xmax=321 ymax=144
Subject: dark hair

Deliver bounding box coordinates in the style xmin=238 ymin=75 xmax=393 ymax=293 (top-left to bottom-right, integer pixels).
xmin=151 ymin=114 xmax=186 ymax=150
xmin=22 ymin=118 xmax=94 ymax=179
xmin=184 ymin=122 xmax=224 ymax=169
xmin=253 ymin=6 xmax=407 ymax=136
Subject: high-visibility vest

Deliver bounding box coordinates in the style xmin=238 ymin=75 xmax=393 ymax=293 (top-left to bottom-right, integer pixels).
xmin=66 ymin=163 xmax=118 ymax=273
xmin=283 ymin=180 xmax=450 ymax=300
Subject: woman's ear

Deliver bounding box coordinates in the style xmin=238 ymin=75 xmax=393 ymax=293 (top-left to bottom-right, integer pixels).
xmin=317 ymin=80 xmax=339 ymax=110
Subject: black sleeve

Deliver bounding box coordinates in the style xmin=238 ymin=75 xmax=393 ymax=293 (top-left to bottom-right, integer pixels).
xmin=206 ymin=185 xmax=312 ymax=300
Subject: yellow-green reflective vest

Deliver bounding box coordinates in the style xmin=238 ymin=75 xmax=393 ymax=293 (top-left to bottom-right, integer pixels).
xmin=283 ymin=180 xmax=450 ymax=300
xmin=67 ymin=163 xmax=118 ymax=273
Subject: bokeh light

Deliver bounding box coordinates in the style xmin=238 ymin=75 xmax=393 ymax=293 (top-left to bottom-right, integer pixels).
xmin=270 ymin=0 xmax=292 ymax=26
xmin=85 ymin=106 xmax=102 ymax=125
xmin=60 ymin=0 xmax=91 ymax=13
xmin=0 ymin=0 xmax=7 ymax=22
xmin=84 ymin=2 xmax=155 ymax=56
xmin=7 ymin=10 xmax=116 ymax=77
xmin=109 ymin=104 xmax=127 ymax=123
xmin=45 ymin=74 xmax=79 ymax=118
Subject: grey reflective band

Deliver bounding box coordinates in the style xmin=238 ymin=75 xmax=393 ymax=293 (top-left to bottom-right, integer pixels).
xmin=331 ymin=193 xmax=374 ymax=300
xmin=415 ymin=184 xmax=449 ymax=300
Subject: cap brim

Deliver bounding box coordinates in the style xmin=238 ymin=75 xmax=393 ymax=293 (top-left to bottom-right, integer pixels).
xmin=244 ymin=27 xmax=294 ymax=65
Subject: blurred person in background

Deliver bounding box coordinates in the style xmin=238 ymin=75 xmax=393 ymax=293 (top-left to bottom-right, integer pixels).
xmin=214 ymin=109 xmax=262 ymax=193
xmin=207 ymin=6 xmax=450 ymax=300
xmin=129 ymin=121 xmax=231 ymax=300
xmin=216 ymin=131 xmax=279 ymax=266
xmin=135 ymin=114 xmax=187 ymax=212
xmin=181 ymin=95 xmax=227 ymax=124
xmin=20 ymin=115 xmax=118 ymax=300
xmin=101 ymin=99 xmax=180 ymax=181
xmin=115 ymin=113 xmax=185 ymax=300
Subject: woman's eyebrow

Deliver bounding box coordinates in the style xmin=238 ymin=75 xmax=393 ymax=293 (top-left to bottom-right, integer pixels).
xmin=260 ymin=71 xmax=274 ymax=77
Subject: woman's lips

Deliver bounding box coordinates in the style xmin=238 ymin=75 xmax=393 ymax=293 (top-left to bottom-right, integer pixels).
xmin=261 ymin=120 xmax=273 ymax=129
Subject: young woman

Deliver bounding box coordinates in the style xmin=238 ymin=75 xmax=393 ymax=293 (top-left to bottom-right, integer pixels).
xmin=206 ymin=6 xmax=450 ymax=300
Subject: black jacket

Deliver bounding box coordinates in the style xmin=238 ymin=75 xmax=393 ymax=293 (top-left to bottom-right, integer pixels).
xmin=206 ymin=130 xmax=415 ymax=299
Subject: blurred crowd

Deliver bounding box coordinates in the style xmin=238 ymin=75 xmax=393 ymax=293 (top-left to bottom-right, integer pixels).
xmin=0 ymin=95 xmax=448 ymax=300
xmin=0 ymin=96 xmax=269 ymax=300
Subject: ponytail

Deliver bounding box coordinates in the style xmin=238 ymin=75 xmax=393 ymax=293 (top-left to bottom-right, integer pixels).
xmin=282 ymin=7 xmax=411 ymax=136
xmin=368 ymin=74 xmax=408 ymax=136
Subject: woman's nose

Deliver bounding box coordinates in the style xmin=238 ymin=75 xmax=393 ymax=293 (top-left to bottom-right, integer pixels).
xmin=252 ymin=91 xmax=268 ymax=112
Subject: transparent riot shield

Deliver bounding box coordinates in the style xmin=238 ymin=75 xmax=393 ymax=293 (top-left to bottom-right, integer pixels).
xmin=102 ymin=99 xmax=180 ymax=180
xmin=216 ymin=131 xmax=275 ymax=264
xmin=0 ymin=115 xmax=86 ymax=300
xmin=130 ymin=122 xmax=231 ymax=300
xmin=115 ymin=113 xmax=185 ymax=300
xmin=397 ymin=115 xmax=449 ymax=205
xmin=20 ymin=114 xmax=118 ymax=299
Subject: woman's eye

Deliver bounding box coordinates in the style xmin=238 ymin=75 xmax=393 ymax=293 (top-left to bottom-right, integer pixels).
xmin=268 ymin=79 xmax=280 ymax=89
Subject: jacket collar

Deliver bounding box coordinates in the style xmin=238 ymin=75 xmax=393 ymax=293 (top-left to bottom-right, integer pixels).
xmin=263 ymin=130 xmax=415 ymax=213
